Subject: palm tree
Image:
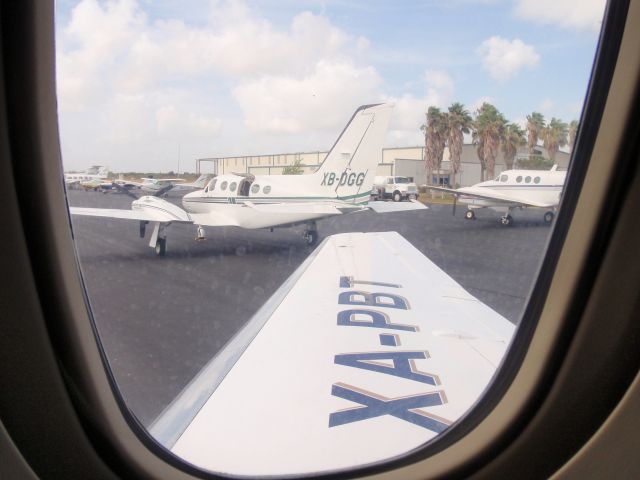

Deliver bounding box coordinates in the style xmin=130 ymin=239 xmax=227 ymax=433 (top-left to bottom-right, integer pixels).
xmin=421 ymin=106 xmax=447 ymax=186
xmin=472 ymin=132 xmax=485 ymax=181
xmin=526 ymin=112 xmax=545 ymax=154
xmin=568 ymin=120 xmax=579 ymax=152
xmin=542 ymin=118 xmax=569 ymax=163
xmin=502 ymin=123 xmax=526 ymax=170
xmin=446 ymin=102 xmax=472 ymax=188
xmin=474 ymin=102 xmax=506 ymax=180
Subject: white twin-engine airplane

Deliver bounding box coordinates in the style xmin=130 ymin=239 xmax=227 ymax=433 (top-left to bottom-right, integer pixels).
xmin=70 ymin=104 xmax=425 ymax=255
xmin=150 ymin=231 xmax=515 ymax=476
xmin=429 ymin=166 xmax=567 ymax=225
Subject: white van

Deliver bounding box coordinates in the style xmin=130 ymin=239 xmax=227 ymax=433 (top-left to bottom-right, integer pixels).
xmin=372 ymin=176 xmax=418 ymax=201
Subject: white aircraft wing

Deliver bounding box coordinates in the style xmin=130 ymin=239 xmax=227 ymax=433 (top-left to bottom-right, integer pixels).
xmin=70 ymin=197 xmax=193 ymax=223
xmin=242 ymin=201 xmax=343 ymax=215
xmin=150 ymin=231 xmax=515 ymax=476
xmin=428 ymin=185 xmax=554 ymax=208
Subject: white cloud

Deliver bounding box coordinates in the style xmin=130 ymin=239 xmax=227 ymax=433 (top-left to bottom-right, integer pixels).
xmin=384 ymin=69 xmax=455 ymax=146
xmin=471 ymin=96 xmax=495 ymax=112
xmin=538 ymin=98 xmax=555 ymax=113
xmin=477 ymin=36 xmax=540 ymax=82
xmin=232 ymin=61 xmax=381 ymax=134
xmin=156 ymin=106 xmax=223 ymax=139
xmin=514 ymin=0 xmax=606 ymax=32
xmin=55 ymin=0 xmax=372 ymax=170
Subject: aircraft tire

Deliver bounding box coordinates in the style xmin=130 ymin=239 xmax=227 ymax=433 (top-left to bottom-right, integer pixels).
xmin=393 ymin=191 xmax=402 ymax=202
xmin=501 ymin=215 xmax=513 ymax=226
xmin=544 ymin=211 xmax=555 ymax=223
xmin=304 ymin=230 xmax=318 ymax=246
xmin=155 ymin=238 xmax=166 ymax=256
xmin=465 ymin=210 xmax=475 ymax=220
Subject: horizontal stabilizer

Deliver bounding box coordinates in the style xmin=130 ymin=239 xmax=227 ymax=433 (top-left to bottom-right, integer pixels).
xmin=242 ymin=201 xmax=343 ymax=215
xmin=367 ymin=199 xmax=428 ymax=213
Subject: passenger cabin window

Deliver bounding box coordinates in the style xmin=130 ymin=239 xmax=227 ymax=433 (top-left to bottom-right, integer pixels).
xmin=56 ymin=0 xmax=603 ymax=477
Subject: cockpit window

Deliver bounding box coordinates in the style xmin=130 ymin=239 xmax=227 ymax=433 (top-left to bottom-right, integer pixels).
xmin=500 ymin=175 xmax=508 ymax=182
xmin=207 ymin=178 xmax=217 ymax=191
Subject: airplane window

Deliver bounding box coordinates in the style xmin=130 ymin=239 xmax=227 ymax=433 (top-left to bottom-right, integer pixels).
xmin=56 ymin=0 xmax=604 ymax=476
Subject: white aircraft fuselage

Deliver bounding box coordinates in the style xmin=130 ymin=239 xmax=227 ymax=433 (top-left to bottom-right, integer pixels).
xmin=181 ymin=170 xmax=371 ymax=230
xmin=460 ymin=168 xmax=566 ymax=209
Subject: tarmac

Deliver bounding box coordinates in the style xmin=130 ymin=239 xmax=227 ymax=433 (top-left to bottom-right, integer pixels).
xmin=67 ymin=189 xmax=553 ymax=426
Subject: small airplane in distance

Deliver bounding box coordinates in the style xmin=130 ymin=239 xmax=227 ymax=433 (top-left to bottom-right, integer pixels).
xmin=71 ymin=104 xmax=426 ymax=255
xmin=427 ymin=165 xmax=566 ymax=225
xmin=114 ymin=174 xmax=213 ymax=196
xmin=64 ymin=165 xmax=109 ymax=187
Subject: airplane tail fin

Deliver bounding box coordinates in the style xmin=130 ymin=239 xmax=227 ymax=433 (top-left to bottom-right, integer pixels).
xmin=192 ymin=174 xmax=211 ymax=188
xmin=312 ymin=104 xmax=393 ymax=203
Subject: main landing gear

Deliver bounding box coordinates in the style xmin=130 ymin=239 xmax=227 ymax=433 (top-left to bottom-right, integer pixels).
xmin=303 ymin=221 xmax=318 ymax=246
xmin=148 ymin=222 xmax=168 ymax=256
xmin=154 ymin=237 xmax=167 ymax=256
xmin=464 ymin=210 xmax=476 ymax=220
xmin=196 ymin=225 xmax=206 ymax=241
xmin=544 ymin=211 xmax=555 ymax=224
xmin=500 ymin=214 xmax=513 ymax=226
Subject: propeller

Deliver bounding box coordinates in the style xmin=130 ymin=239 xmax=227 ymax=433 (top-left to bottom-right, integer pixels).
xmin=111 ymin=182 xmax=139 ymax=199
xmin=112 ymin=181 xmax=174 ymax=199
xmin=154 ymin=183 xmax=174 ymax=197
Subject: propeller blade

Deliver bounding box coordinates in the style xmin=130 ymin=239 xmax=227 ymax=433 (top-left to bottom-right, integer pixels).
xmin=154 ymin=183 xmax=174 ymax=197
xmin=112 ymin=182 xmax=139 ymax=199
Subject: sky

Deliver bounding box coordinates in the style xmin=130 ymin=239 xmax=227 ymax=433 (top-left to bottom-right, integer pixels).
xmin=55 ymin=0 xmax=607 ymax=172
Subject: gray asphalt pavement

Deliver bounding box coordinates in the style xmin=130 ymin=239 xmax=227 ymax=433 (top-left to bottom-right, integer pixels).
xmin=67 ymin=189 xmax=552 ymax=426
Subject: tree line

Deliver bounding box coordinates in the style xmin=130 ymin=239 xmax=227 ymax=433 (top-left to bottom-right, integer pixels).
xmin=421 ymin=102 xmax=579 ymax=186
